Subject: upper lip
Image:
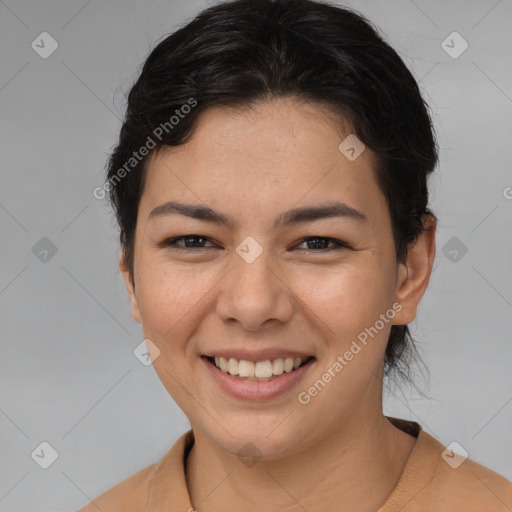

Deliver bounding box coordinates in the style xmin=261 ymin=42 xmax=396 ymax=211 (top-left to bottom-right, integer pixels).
xmin=202 ymin=348 xmax=314 ymax=362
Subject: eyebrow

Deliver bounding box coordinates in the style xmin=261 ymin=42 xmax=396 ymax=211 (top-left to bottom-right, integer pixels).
xmin=148 ymin=200 xmax=368 ymax=229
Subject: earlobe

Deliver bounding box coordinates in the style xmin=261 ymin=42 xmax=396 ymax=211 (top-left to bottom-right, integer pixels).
xmin=119 ymin=256 xmax=142 ymax=324
xmin=393 ymin=215 xmax=437 ymax=325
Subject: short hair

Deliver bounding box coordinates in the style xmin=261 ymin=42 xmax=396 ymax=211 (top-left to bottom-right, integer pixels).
xmin=105 ymin=0 xmax=438 ymax=382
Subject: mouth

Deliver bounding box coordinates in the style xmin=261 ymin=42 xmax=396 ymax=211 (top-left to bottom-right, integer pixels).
xmin=203 ymin=355 xmax=315 ymax=382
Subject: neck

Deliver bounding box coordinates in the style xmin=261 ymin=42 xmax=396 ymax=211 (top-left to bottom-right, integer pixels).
xmin=186 ymin=411 xmax=417 ymax=512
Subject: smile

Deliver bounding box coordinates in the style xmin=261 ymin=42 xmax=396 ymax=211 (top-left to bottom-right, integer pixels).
xmin=206 ymin=355 xmax=313 ymax=381
xmin=201 ymin=354 xmax=316 ymax=400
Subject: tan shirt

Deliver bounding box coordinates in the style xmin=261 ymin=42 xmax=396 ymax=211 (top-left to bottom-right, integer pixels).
xmin=77 ymin=416 xmax=512 ymax=511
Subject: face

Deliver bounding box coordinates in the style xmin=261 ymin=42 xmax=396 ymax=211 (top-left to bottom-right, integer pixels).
xmin=121 ymin=97 xmax=433 ymax=459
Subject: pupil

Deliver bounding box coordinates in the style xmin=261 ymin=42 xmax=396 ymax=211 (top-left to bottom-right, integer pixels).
xmin=308 ymin=237 xmax=328 ymax=249
xmin=186 ymin=236 xmax=203 ymax=247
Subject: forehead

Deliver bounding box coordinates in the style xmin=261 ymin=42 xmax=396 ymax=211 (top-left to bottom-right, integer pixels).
xmin=140 ymin=98 xmax=388 ymax=227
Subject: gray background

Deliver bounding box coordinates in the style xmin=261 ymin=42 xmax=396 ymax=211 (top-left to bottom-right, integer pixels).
xmin=1 ymin=0 xmax=511 ymax=510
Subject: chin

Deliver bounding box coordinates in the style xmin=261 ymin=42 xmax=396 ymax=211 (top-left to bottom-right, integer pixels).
xmin=196 ymin=412 xmax=316 ymax=462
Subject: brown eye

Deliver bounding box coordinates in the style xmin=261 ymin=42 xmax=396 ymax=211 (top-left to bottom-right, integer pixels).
xmin=297 ymin=237 xmax=350 ymax=251
xmin=164 ymin=235 xmax=216 ymax=249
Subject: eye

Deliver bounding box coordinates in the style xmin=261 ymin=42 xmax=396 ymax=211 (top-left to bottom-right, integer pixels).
xmin=161 ymin=235 xmax=350 ymax=252
xmin=163 ymin=235 xmax=217 ymax=250
xmin=296 ymin=236 xmax=350 ymax=251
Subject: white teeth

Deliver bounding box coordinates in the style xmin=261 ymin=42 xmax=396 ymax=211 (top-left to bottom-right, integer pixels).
xmin=283 ymin=357 xmax=294 ymax=372
xmin=211 ymin=355 xmax=310 ymax=378
xmin=227 ymin=358 xmax=239 ymax=375
xmin=238 ymin=360 xmax=255 ymax=377
xmin=255 ymin=360 xmax=273 ymax=378
xmin=272 ymin=358 xmax=284 ymax=375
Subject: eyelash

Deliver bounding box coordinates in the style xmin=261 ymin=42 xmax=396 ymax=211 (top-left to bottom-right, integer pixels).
xmin=162 ymin=235 xmax=351 ymax=252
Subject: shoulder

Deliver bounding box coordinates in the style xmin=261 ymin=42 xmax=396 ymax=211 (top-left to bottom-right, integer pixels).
xmin=74 ymin=430 xmax=194 ymax=512
xmin=431 ymin=453 xmax=512 ymax=510
xmin=383 ymin=418 xmax=512 ymax=512
xmin=414 ymin=431 xmax=512 ymax=510
xmin=75 ymin=462 xmax=157 ymax=512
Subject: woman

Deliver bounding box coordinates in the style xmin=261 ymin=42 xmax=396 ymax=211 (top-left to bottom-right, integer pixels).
xmin=78 ymin=0 xmax=511 ymax=510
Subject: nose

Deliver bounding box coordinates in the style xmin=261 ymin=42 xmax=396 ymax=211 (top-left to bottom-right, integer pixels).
xmin=215 ymin=248 xmax=294 ymax=331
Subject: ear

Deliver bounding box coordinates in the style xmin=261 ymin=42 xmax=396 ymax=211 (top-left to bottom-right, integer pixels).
xmin=393 ymin=215 xmax=437 ymax=325
xmin=119 ymin=256 xmax=142 ymax=324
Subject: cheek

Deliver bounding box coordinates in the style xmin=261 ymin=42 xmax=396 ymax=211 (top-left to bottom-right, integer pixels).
xmin=135 ymin=264 xmax=213 ymax=407
xmin=135 ymin=262 xmax=213 ymax=352
xmin=293 ymin=264 xmax=396 ymax=409
xmin=295 ymin=258 xmax=395 ymax=337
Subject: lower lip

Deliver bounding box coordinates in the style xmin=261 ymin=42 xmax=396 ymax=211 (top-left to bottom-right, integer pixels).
xmin=202 ymin=356 xmax=315 ymax=401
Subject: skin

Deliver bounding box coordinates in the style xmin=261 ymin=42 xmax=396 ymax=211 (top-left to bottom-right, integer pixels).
xmin=120 ymin=97 xmax=436 ymax=512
